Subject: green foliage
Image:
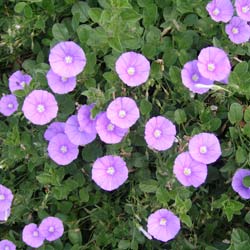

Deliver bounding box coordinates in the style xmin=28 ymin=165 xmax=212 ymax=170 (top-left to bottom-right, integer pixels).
xmin=1 ymin=0 xmax=250 ymax=249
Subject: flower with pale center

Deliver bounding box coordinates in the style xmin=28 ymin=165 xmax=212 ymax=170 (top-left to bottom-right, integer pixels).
xmin=60 ymin=145 xmax=68 ymax=154
xmin=37 ymin=104 xmax=45 ymax=113
xmin=207 ymin=63 xmax=215 ymax=72
xmin=212 ymin=8 xmax=220 ymax=16
xmin=4 ymin=246 xmax=10 ymax=250
xmin=0 ymin=194 xmax=5 ymax=200
xmin=61 ymin=77 xmax=68 ymax=82
xmin=20 ymin=81 xmax=26 ymax=87
xmin=33 ymin=231 xmax=39 ymax=237
xmin=118 ymin=110 xmax=126 ymax=118
xmin=192 ymin=74 xmax=199 ymax=82
xmin=200 ymin=146 xmax=207 ymax=154
xmin=159 ymin=218 xmax=167 ymax=226
xmin=127 ymin=67 xmax=135 ymax=76
xmin=183 ymin=167 xmax=191 ymax=176
xmin=154 ymin=129 xmax=162 ymax=138
xmin=232 ymin=27 xmax=239 ymax=34
xmin=107 ymin=123 xmax=115 ymax=131
xmin=242 ymin=6 xmax=250 ymax=13
xmin=49 ymin=226 xmax=55 ymax=233
xmin=106 ymin=166 xmax=115 ymax=175
xmin=7 ymin=103 xmax=13 ymax=109
xmin=65 ymin=56 xmax=73 ymax=64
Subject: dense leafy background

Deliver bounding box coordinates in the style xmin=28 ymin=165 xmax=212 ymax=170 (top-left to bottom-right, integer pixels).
xmin=1 ymin=0 xmax=250 ymax=249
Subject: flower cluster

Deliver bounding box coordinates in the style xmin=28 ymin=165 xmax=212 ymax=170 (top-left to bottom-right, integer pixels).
xmin=0 ymin=184 xmax=14 ymax=222
xmin=207 ymin=0 xmax=250 ymax=44
xmin=22 ymin=216 xmax=64 ymax=248
xmin=181 ymin=46 xmax=231 ymax=94
xmin=174 ymin=133 xmax=221 ymax=188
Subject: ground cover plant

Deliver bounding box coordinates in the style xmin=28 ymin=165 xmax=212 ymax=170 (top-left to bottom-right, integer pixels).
xmin=1 ymin=0 xmax=250 ymax=249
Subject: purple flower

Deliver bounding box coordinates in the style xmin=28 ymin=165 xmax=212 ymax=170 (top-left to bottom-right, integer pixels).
xmin=77 ymin=104 xmax=98 ymax=134
xmin=147 ymin=209 xmax=181 ymax=242
xmin=235 ymin=0 xmax=250 ymax=21
xmin=44 ymin=122 xmax=65 ymax=141
xmin=22 ymin=223 xmax=45 ymax=248
xmin=49 ymin=41 xmax=86 ymax=78
xmin=197 ymin=47 xmax=231 ymax=81
xmin=92 ymin=155 xmax=129 ymax=191
xmin=22 ymin=90 xmax=58 ymax=125
xmin=96 ymin=112 xmax=128 ymax=144
xmin=173 ymin=152 xmax=208 ymax=187
xmin=206 ymin=0 xmax=234 ymax=23
xmin=115 ymin=51 xmax=150 ymax=87
xmin=65 ymin=115 xmax=96 ymax=146
xmin=0 ymin=208 xmax=10 ymax=222
xmin=0 ymin=240 xmax=16 ymax=250
xmin=46 ymin=69 xmax=77 ymax=94
xmin=232 ymin=169 xmax=250 ymax=199
xmin=0 ymin=185 xmax=14 ymax=212
xmin=181 ymin=60 xmax=214 ymax=94
xmin=225 ymin=16 xmax=250 ymax=44
xmin=0 ymin=95 xmax=18 ymax=117
xmin=8 ymin=70 xmax=32 ymax=93
xmin=106 ymin=97 xmax=140 ymax=129
xmin=144 ymin=116 xmax=176 ymax=151
xmin=188 ymin=132 xmax=221 ymax=164
xmin=47 ymin=133 xmax=79 ymax=166
xmin=39 ymin=216 xmax=64 ymax=241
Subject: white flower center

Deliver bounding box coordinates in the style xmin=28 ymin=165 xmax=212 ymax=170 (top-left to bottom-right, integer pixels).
xmin=4 ymin=246 xmax=10 ymax=250
xmin=0 ymin=194 xmax=5 ymax=201
xmin=37 ymin=104 xmax=45 ymax=113
xmin=61 ymin=77 xmax=68 ymax=82
xmin=65 ymin=56 xmax=73 ymax=64
xmin=60 ymin=145 xmax=68 ymax=153
xmin=118 ymin=110 xmax=126 ymax=118
xmin=107 ymin=123 xmax=115 ymax=131
xmin=127 ymin=67 xmax=135 ymax=76
xmin=183 ymin=167 xmax=192 ymax=176
xmin=7 ymin=103 xmax=13 ymax=109
xmin=192 ymin=74 xmax=199 ymax=82
xmin=159 ymin=218 xmax=167 ymax=226
xmin=15 ymin=24 xmax=21 ymax=29
xmin=20 ymin=81 xmax=26 ymax=87
xmin=207 ymin=63 xmax=215 ymax=72
xmin=107 ymin=166 xmax=115 ymax=175
xmin=200 ymin=146 xmax=207 ymax=154
xmin=212 ymin=8 xmax=220 ymax=16
xmin=33 ymin=230 xmax=39 ymax=237
xmin=242 ymin=6 xmax=250 ymax=13
xmin=232 ymin=27 xmax=239 ymax=34
xmin=154 ymin=129 xmax=162 ymax=138
xmin=49 ymin=226 xmax=55 ymax=233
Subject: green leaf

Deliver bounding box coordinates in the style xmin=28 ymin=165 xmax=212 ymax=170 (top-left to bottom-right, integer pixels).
xmin=244 ymin=108 xmax=250 ymax=122
xmin=236 ymin=147 xmax=247 ymax=164
xmin=228 ymin=103 xmax=243 ymax=124
xmin=243 ymin=176 xmax=250 ymax=188
xmin=81 ymin=141 xmax=103 ymax=162
xmin=71 ymin=2 xmax=89 ymax=23
xmin=118 ymin=240 xmax=131 ymax=249
xmin=68 ymin=229 xmax=82 ymax=245
xmin=24 ymin=5 xmax=33 ymax=18
xmin=244 ymin=211 xmax=250 ymax=224
xmin=180 ymin=214 xmax=192 ymax=228
xmin=108 ymin=36 xmax=123 ymax=52
xmin=174 ymin=109 xmax=187 ymax=124
xmin=231 ymin=228 xmax=249 ymax=244
xmin=88 ymin=8 xmax=102 ymax=23
xmin=139 ymin=180 xmax=158 ymax=193
xmin=140 ymin=100 xmax=152 ymax=115
xmin=79 ymin=189 xmax=89 ymax=203
xmin=52 ymin=23 xmax=70 ymax=41
xmin=14 ymin=2 xmax=27 ymax=13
